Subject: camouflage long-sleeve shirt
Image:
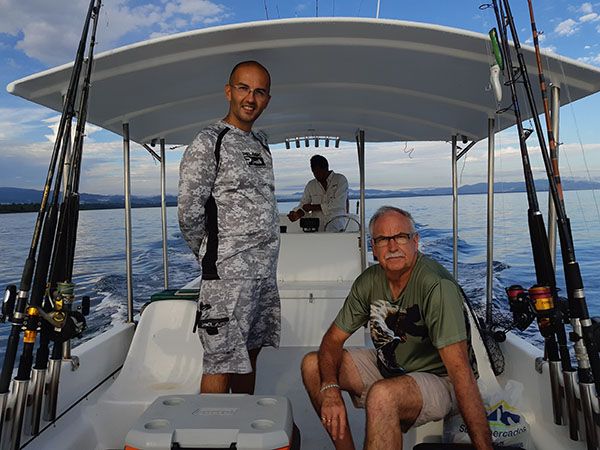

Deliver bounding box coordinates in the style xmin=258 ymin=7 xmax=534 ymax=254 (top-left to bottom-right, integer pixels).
xmin=178 ymin=120 xmax=279 ymax=280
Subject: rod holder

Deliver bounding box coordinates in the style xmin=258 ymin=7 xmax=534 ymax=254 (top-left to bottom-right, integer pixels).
xmin=43 ymin=359 xmax=60 ymax=422
xmin=563 ymin=370 xmax=579 ymax=441
xmin=24 ymin=368 xmax=45 ymax=436
xmin=549 ymin=360 xmax=563 ymax=425
xmin=579 ymin=381 xmax=598 ymax=450
xmin=0 ymin=391 xmax=10 ymax=450
xmin=8 ymin=379 xmax=28 ymax=450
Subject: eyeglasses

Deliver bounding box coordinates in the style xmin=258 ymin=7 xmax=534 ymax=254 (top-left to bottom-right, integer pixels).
xmin=229 ymin=84 xmax=269 ymax=100
xmin=372 ymin=232 xmax=415 ymax=248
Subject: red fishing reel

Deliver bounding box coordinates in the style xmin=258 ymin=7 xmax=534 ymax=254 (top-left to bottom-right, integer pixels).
xmin=506 ymin=284 xmax=535 ymax=331
xmin=506 ymin=284 xmax=558 ymax=337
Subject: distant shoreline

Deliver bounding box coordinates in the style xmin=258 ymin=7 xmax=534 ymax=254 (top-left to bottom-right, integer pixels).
xmin=0 ymin=202 xmax=178 ymax=214
xmin=3 ymin=180 xmax=600 ymax=214
xmin=2 ymin=187 xmax=596 ymax=214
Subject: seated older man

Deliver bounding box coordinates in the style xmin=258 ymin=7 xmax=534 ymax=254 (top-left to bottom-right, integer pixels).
xmin=300 ymin=206 xmax=492 ymax=450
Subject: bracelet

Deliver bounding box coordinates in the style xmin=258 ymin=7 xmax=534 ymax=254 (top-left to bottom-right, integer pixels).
xmin=320 ymin=383 xmax=340 ymax=393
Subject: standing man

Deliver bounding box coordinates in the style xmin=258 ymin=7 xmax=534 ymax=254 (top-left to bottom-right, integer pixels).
xmin=287 ymin=155 xmax=349 ymax=232
xmin=178 ymin=61 xmax=280 ymax=394
xmin=301 ymin=206 xmax=492 ymax=450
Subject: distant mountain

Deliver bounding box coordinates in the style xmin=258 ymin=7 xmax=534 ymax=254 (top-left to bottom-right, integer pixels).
xmin=3 ymin=177 xmax=600 ymax=211
xmin=279 ymin=178 xmax=600 ymax=202
xmin=0 ymin=187 xmax=177 ymax=206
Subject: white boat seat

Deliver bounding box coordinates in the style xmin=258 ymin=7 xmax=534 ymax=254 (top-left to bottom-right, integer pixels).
xmin=100 ymin=299 xmax=203 ymax=403
xmin=277 ymin=232 xmax=362 ymax=282
xmin=85 ymin=299 xmax=203 ymax=449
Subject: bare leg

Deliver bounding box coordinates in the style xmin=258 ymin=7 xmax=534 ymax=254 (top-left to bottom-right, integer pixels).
xmin=231 ymin=348 xmax=261 ymax=394
xmin=201 ymin=373 xmax=231 ymax=393
xmin=301 ymin=351 xmax=363 ymax=450
xmin=364 ymin=376 xmax=422 ymax=450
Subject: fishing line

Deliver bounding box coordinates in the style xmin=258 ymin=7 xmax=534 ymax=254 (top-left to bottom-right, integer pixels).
xmin=557 ymin=139 xmax=590 ymax=232
xmin=542 ymin=57 xmax=594 ymax=231
xmin=556 ymin=60 xmax=600 ymax=224
xmin=494 ymin=123 xmax=511 ymax=259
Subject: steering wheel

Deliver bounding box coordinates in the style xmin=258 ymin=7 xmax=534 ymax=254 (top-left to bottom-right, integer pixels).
xmin=324 ymin=214 xmax=361 ymax=232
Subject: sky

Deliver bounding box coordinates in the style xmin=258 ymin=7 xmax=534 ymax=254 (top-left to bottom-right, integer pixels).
xmin=1 ymin=0 xmax=600 ymax=196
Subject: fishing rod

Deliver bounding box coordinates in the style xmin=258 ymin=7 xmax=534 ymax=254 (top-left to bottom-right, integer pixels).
xmin=488 ymin=0 xmax=578 ymax=438
xmin=0 ymin=1 xmax=100 ymax=448
xmin=493 ymin=0 xmax=600 ymax=447
xmin=525 ymin=0 xmax=594 ymax=441
xmin=503 ymin=0 xmax=600 ymax=423
xmin=0 ymin=1 xmax=98 ymax=442
xmin=38 ymin=3 xmax=100 ymax=426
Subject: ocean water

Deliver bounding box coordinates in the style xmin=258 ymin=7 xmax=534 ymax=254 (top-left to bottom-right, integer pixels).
xmin=0 ymin=191 xmax=599 ymax=356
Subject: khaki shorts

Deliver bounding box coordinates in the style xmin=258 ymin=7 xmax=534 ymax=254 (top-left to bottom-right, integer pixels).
xmin=346 ymin=347 xmax=458 ymax=428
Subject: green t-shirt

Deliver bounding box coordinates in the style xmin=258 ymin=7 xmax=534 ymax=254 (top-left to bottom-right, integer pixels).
xmin=334 ymin=253 xmax=477 ymax=377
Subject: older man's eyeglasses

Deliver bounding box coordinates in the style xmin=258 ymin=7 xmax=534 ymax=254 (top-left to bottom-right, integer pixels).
xmin=229 ymin=84 xmax=269 ymax=100
xmin=372 ymin=232 xmax=414 ymax=248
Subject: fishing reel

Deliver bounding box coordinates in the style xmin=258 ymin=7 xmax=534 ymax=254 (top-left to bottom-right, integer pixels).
xmin=506 ymin=285 xmax=536 ymax=331
xmin=506 ymin=284 xmax=567 ymax=337
xmin=39 ymin=282 xmax=90 ymax=341
xmin=1 ymin=285 xmax=17 ymax=323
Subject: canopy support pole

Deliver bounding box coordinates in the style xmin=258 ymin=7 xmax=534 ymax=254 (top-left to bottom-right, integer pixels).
xmin=356 ymin=130 xmax=367 ymax=272
xmin=451 ymin=135 xmax=458 ymax=279
xmin=486 ymin=118 xmax=495 ymax=324
xmin=123 ymin=123 xmax=134 ymax=323
xmin=160 ymin=139 xmax=169 ymax=290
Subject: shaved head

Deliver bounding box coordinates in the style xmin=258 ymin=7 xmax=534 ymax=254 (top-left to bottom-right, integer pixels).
xmin=229 ymin=60 xmax=271 ymax=91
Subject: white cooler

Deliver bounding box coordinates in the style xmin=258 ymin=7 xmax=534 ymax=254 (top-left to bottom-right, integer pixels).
xmin=124 ymin=394 xmax=295 ymax=450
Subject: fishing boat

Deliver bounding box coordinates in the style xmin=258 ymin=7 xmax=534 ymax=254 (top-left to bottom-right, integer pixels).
xmin=3 ymin=1 xmax=600 ymax=448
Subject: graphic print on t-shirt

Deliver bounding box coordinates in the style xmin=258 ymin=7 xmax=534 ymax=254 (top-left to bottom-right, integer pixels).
xmin=242 ymin=151 xmax=266 ymax=166
xmin=370 ymin=299 xmax=428 ymax=376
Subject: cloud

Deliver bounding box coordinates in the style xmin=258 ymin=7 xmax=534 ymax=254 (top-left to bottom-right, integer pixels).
xmin=580 ymin=12 xmax=600 ymax=22
xmin=555 ymin=18 xmax=579 ymax=36
xmin=5 ymin=133 xmax=600 ymax=196
xmin=0 ymin=106 xmax=55 ymax=141
xmin=42 ymin=115 xmax=103 ymax=144
xmin=580 ymin=2 xmax=594 ymax=14
xmin=578 ymin=52 xmax=600 ymax=65
xmin=0 ymin=0 xmax=229 ymax=66
xmin=525 ymin=33 xmax=547 ymax=45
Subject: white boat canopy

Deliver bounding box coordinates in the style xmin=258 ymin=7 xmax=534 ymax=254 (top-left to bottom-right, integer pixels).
xmin=7 ymin=18 xmax=600 ymax=146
